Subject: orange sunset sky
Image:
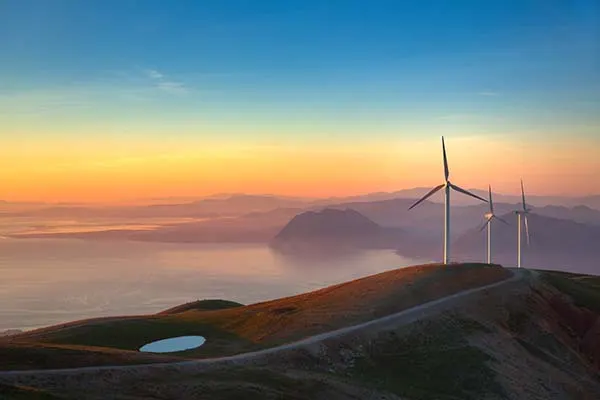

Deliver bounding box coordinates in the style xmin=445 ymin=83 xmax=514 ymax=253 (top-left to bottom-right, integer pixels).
xmin=1 ymin=1 xmax=599 ymax=203
xmin=1 ymin=135 xmax=599 ymax=203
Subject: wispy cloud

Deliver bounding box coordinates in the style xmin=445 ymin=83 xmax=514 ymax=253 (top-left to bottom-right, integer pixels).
xmin=145 ymin=69 xmax=164 ymax=79
xmin=0 ymin=68 xmax=191 ymax=119
xmin=144 ymin=68 xmax=188 ymax=94
xmin=478 ymin=91 xmax=500 ymax=96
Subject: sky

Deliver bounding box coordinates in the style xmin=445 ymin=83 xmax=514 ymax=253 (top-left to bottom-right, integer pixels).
xmin=1 ymin=0 xmax=599 ymax=203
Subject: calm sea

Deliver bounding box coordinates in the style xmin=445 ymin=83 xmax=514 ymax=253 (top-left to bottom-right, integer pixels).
xmin=0 ymin=239 xmax=426 ymax=331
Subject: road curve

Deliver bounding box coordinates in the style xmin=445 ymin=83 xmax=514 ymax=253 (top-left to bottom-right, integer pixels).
xmin=0 ymin=268 xmax=526 ymax=379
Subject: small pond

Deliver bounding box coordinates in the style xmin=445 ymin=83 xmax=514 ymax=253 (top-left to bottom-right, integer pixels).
xmin=139 ymin=335 xmax=206 ymax=353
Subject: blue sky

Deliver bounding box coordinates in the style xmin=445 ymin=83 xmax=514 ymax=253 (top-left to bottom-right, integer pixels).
xmin=1 ymin=0 xmax=598 ymax=142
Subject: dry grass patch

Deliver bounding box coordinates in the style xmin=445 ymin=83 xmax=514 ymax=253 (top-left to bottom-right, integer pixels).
xmin=179 ymin=263 xmax=510 ymax=344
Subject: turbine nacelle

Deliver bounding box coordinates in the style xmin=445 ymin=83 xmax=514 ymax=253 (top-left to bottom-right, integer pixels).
xmin=479 ymin=187 xmax=509 ymax=232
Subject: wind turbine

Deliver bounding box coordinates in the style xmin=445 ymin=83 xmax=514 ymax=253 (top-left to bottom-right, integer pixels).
xmin=408 ymin=136 xmax=488 ymax=265
xmin=515 ymin=179 xmax=531 ymax=268
xmin=479 ymin=185 xmax=509 ymax=264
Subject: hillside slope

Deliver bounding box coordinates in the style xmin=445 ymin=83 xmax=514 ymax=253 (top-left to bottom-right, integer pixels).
xmin=2 ymin=263 xmax=508 ymax=369
xmin=3 ymin=267 xmax=600 ymax=399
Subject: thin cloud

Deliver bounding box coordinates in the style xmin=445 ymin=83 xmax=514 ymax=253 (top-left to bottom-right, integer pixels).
xmin=144 ymin=68 xmax=188 ymax=94
xmin=478 ymin=91 xmax=500 ymax=96
xmin=145 ymin=69 xmax=164 ymax=79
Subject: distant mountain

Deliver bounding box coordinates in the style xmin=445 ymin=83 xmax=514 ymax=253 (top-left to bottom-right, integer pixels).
xmin=533 ymin=204 xmax=600 ymax=226
xmin=323 ymin=188 xmax=600 ymax=210
xmin=323 ymin=197 xmax=515 ymax=238
xmin=6 ymin=195 xmax=310 ymax=220
xmin=324 ymin=197 xmax=600 ymax=237
xmin=270 ymin=208 xmax=409 ymax=253
xmin=452 ymin=213 xmax=600 ymax=274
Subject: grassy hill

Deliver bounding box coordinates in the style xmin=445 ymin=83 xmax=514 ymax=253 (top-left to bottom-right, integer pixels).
xmin=2 ymin=263 xmax=508 ymax=370
xmin=159 ymin=299 xmax=244 ymax=314
xmin=3 ymin=264 xmax=600 ymax=399
xmin=3 ymin=265 xmax=600 ymax=399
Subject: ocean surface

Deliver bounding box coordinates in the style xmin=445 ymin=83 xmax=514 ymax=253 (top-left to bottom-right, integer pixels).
xmin=0 ymin=239 xmax=427 ymax=331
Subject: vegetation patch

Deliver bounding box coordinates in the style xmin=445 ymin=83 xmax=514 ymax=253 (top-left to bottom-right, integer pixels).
xmin=160 ymin=299 xmax=244 ymax=314
xmin=24 ymin=317 xmax=255 ymax=358
xmin=0 ymin=341 xmax=182 ymax=371
xmin=541 ymin=272 xmax=600 ymax=313
xmin=346 ymin=315 xmax=503 ymax=400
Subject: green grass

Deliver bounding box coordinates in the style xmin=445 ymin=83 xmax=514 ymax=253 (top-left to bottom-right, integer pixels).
xmin=160 ymin=299 xmax=244 ymax=314
xmin=38 ymin=317 xmax=256 ymax=357
xmin=346 ymin=315 xmax=504 ymax=400
xmin=541 ymin=271 xmax=600 ymax=313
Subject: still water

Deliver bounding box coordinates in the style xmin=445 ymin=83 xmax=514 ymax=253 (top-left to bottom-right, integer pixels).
xmin=139 ymin=336 xmax=207 ymax=353
xmin=0 ymin=239 xmax=426 ymax=331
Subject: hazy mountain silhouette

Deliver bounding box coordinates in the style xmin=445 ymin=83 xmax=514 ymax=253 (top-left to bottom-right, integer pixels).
xmin=322 ymin=198 xmax=514 ymax=237
xmin=4 ymin=190 xmax=600 ymax=224
xmin=452 ymin=213 xmax=600 ymax=274
xmin=319 ymin=188 xmax=600 ymax=210
xmin=270 ymin=208 xmax=409 ymax=253
xmin=532 ymin=204 xmax=600 ymax=226
xmin=6 ymin=195 xmax=309 ymax=220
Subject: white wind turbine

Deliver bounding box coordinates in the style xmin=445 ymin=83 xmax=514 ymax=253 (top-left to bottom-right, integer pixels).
xmin=515 ymin=179 xmax=531 ymax=268
xmin=408 ymin=136 xmax=488 ymax=265
xmin=479 ymin=185 xmax=509 ymax=264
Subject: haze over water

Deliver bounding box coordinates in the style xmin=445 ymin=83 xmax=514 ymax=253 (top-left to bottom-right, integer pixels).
xmin=0 ymin=239 xmax=425 ymax=331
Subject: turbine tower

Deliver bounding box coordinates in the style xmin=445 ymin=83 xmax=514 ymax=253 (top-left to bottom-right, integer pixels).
xmin=479 ymin=185 xmax=509 ymax=264
xmin=515 ymin=179 xmax=531 ymax=268
xmin=408 ymin=136 xmax=488 ymax=265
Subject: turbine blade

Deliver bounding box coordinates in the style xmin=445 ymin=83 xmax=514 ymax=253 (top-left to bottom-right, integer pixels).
xmin=521 ymin=179 xmax=527 ymax=211
xmin=408 ymin=184 xmax=445 ymax=210
xmin=449 ymin=183 xmax=488 ymax=203
xmin=493 ymin=215 xmax=510 ymax=225
xmin=488 ymin=184 xmax=494 ymax=213
xmin=524 ymin=214 xmax=530 ymax=246
xmin=478 ymin=219 xmax=490 ymax=232
xmin=442 ymin=136 xmax=449 ymax=181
